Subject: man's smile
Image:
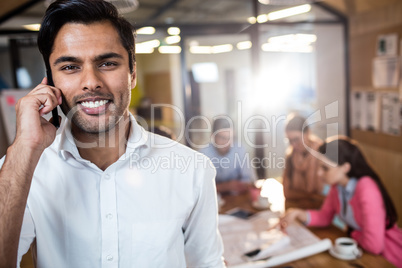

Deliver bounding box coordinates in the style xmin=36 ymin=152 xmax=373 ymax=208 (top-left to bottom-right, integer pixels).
xmin=77 ymin=98 xmax=111 ymax=115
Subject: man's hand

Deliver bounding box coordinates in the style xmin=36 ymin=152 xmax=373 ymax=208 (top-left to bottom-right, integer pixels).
xmin=0 ymin=77 xmax=62 ymax=267
xmin=14 ymin=77 xmax=62 ymax=152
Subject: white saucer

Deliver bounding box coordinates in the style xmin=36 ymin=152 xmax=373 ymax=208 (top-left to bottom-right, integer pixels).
xmin=329 ymin=247 xmax=362 ymax=260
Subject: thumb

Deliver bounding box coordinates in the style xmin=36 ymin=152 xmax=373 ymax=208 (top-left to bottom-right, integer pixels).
xmin=41 ymin=77 xmax=48 ymax=85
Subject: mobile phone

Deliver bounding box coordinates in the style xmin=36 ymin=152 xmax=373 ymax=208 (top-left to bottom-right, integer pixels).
xmin=226 ymin=208 xmax=256 ymax=219
xmin=46 ymin=70 xmax=60 ymax=129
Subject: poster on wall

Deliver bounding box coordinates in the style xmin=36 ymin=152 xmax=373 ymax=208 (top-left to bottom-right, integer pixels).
xmin=366 ymin=92 xmax=381 ymax=132
xmin=381 ymin=92 xmax=401 ymax=136
xmin=372 ymin=56 xmax=399 ymax=88
xmin=350 ymin=91 xmax=365 ymax=129
xmin=377 ymin=34 xmax=398 ymax=56
xmin=350 ymin=91 xmax=381 ymax=132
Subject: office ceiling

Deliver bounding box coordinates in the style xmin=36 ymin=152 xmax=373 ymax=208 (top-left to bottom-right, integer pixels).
xmin=0 ymin=0 xmax=398 ymax=31
xmin=0 ymin=0 xmax=400 ymax=45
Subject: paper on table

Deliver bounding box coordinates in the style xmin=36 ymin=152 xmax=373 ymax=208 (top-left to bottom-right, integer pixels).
xmin=231 ymin=238 xmax=332 ymax=268
xmin=219 ymin=210 xmax=285 ymax=265
xmin=219 ymin=210 xmax=332 ymax=267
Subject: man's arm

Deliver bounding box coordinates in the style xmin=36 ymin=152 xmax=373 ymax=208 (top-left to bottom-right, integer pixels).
xmin=183 ymin=158 xmax=225 ymax=267
xmin=0 ymin=77 xmax=61 ymax=267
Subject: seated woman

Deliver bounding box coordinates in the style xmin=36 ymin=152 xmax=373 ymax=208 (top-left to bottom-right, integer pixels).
xmin=199 ymin=117 xmax=254 ymax=195
xmin=282 ymin=114 xmax=326 ymax=208
xmin=280 ymin=136 xmax=402 ymax=267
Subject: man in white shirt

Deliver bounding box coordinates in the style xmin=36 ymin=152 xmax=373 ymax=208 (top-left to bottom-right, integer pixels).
xmin=0 ymin=0 xmax=224 ymax=267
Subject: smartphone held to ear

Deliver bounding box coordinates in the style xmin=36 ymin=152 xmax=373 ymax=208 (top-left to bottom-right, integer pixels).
xmin=47 ymin=71 xmax=60 ymax=129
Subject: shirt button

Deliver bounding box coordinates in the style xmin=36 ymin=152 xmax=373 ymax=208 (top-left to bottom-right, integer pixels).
xmin=106 ymin=255 xmax=113 ymax=261
xmin=106 ymin=213 xmax=113 ymax=219
xmin=105 ymin=174 xmax=110 ymax=180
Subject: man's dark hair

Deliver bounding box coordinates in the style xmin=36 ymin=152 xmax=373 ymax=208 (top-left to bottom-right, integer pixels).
xmin=38 ymin=0 xmax=136 ymax=75
xmin=212 ymin=117 xmax=233 ymax=133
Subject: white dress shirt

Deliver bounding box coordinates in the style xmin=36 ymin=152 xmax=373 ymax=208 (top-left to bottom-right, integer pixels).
xmin=1 ymin=114 xmax=224 ymax=268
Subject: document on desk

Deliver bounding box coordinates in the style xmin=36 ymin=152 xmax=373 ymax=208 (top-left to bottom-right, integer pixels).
xmin=219 ymin=210 xmax=332 ymax=267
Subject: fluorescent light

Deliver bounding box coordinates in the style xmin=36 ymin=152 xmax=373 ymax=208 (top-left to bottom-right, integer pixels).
xmin=135 ymin=46 xmax=154 ymax=54
xmin=165 ymin=35 xmax=181 ymax=45
xmin=137 ymin=39 xmax=160 ymax=48
xmin=23 ymin=24 xmax=41 ymax=31
xmin=135 ymin=39 xmax=160 ymax=54
xmin=257 ymin=14 xmax=268 ymax=23
xmin=167 ymin=27 xmax=180 ymax=35
xmin=236 ymin=41 xmax=252 ymax=50
xmin=261 ymin=42 xmax=313 ymax=53
xmin=247 ymin=17 xmax=257 ymax=24
xmin=212 ymin=44 xmax=233 ymax=54
xmin=268 ymin=34 xmax=317 ymax=44
xmin=189 ymin=44 xmax=233 ymax=54
xmin=136 ymin=26 xmax=155 ymax=35
xmin=158 ymin=46 xmax=181 ymax=54
xmin=267 ymin=4 xmax=311 ymax=21
xmin=189 ymin=46 xmax=212 ymax=54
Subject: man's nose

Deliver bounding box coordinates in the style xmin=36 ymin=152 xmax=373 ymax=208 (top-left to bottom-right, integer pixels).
xmin=82 ymin=67 xmax=103 ymax=91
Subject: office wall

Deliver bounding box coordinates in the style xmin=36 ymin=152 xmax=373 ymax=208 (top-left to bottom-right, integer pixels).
xmin=349 ymin=2 xmax=402 ymax=226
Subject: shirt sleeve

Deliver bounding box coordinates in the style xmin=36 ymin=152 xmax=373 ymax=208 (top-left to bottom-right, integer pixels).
xmin=182 ymin=158 xmax=225 ymax=267
xmin=17 ymin=205 xmax=35 ymax=267
xmin=350 ymin=177 xmax=386 ymax=254
xmin=237 ymin=147 xmax=254 ymax=183
xmin=307 ymin=186 xmax=339 ymax=227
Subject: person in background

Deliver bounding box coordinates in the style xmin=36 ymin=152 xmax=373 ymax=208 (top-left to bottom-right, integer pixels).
xmin=200 ymin=117 xmax=254 ymax=195
xmin=282 ymin=113 xmax=326 ymax=208
xmin=0 ymin=0 xmax=224 ymax=267
xmin=280 ymin=136 xmax=402 ymax=267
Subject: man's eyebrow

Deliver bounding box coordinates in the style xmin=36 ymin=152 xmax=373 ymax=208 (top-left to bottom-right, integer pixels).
xmin=53 ymin=56 xmax=81 ymax=66
xmin=94 ymin=52 xmax=124 ymax=62
xmin=52 ymin=53 xmax=123 ymax=66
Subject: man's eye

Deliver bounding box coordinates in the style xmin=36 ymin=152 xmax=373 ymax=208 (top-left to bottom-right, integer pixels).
xmin=61 ymin=65 xmax=79 ymax=71
xmin=100 ymin=62 xmax=117 ymax=67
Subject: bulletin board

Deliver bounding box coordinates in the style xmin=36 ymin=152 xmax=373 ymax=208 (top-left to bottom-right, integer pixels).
xmin=349 ymin=24 xmax=402 ymax=153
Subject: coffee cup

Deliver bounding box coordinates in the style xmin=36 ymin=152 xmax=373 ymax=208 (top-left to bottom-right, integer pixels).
xmin=334 ymin=237 xmax=360 ymax=257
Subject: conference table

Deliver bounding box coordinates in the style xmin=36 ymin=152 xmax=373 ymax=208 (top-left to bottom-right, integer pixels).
xmin=219 ymin=192 xmax=395 ymax=268
xmin=20 ymin=191 xmax=394 ymax=268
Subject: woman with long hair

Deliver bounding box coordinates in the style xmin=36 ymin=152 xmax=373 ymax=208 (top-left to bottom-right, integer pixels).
xmin=282 ymin=114 xmax=325 ymax=207
xmin=280 ymin=136 xmax=402 ymax=267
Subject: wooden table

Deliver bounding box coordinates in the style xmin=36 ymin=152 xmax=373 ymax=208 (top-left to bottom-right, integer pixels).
xmin=219 ymin=192 xmax=395 ymax=268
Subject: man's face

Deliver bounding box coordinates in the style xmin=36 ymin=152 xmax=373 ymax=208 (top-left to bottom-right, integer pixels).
xmin=213 ymin=128 xmax=232 ymax=155
xmin=49 ymin=21 xmax=136 ymax=134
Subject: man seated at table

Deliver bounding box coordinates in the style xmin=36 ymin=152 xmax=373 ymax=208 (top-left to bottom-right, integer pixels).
xmin=200 ymin=116 xmax=255 ymax=195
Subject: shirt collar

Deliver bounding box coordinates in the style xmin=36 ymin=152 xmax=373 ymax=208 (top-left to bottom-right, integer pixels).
xmin=337 ymin=177 xmax=358 ymax=197
xmin=58 ymin=113 xmax=149 ymax=161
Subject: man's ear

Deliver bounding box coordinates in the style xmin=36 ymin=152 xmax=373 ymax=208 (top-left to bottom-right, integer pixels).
xmin=131 ymin=63 xmax=137 ymax=85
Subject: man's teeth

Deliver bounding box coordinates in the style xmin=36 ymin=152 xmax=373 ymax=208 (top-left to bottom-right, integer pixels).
xmin=81 ymin=100 xmax=109 ymax=108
